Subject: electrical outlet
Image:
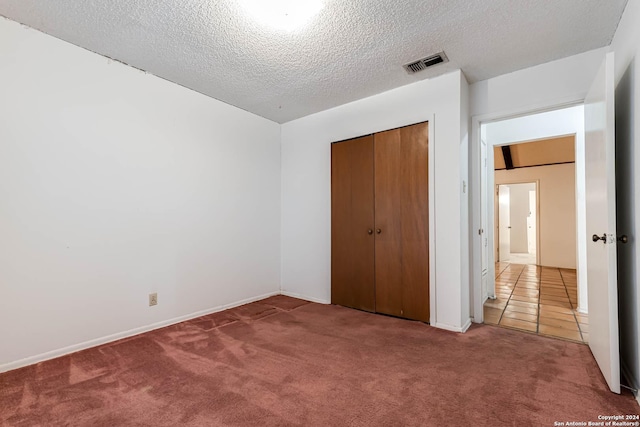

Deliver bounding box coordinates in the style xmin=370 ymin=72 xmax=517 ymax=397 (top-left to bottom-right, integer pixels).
xmin=149 ymin=293 xmax=158 ymax=306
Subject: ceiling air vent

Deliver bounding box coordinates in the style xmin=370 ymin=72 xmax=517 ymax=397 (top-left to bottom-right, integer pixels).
xmin=403 ymin=52 xmax=448 ymax=74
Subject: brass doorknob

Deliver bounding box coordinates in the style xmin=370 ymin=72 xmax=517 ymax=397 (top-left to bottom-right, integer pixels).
xmin=376 ymin=228 xmax=382 ymax=234
xmin=367 ymin=229 xmax=373 ymax=235
xmin=618 ymin=235 xmax=628 ymax=244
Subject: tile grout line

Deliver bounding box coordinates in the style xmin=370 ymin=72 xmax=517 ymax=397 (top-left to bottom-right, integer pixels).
xmin=498 ymin=263 xmax=509 ymax=277
xmin=494 ymin=264 xmax=511 ymax=325
xmin=498 ymin=263 xmax=527 ymax=327
xmin=488 ymin=263 xmax=584 ymax=344
xmin=535 ymin=265 xmax=542 ymax=335
xmin=560 ymin=268 xmax=585 ymax=343
xmin=539 ymin=268 xmax=582 ymax=343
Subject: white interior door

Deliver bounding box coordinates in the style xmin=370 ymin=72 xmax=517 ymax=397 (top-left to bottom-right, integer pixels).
xmin=498 ymin=185 xmax=511 ymax=262
xmin=585 ymin=52 xmax=620 ymax=394
xmin=527 ymin=190 xmax=536 ymax=255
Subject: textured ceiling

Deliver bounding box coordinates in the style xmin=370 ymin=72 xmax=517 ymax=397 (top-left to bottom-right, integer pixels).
xmin=0 ymin=0 xmax=628 ymax=123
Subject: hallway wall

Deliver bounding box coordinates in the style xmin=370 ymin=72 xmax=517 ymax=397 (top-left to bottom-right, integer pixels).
xmin=495 ymin=164 xmax=576 ymax=269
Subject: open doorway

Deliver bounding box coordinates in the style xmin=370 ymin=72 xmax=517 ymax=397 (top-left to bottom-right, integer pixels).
xmin=496 ymin=182 xmax=538 ymax=265
xmin=479 ymin=106 xmax=587 ymax=344
xmin=472 ymin=53 xmax=622 ymax=394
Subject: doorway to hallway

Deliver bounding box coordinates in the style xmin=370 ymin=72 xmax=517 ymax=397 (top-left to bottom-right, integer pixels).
xmin=489 ymin=130 xmax=582 ymax=310
xmin=496 ymin=182 xmax=538 ymax=266
xmin=473 ymin=53 xmax=622 ymax=393
xmin=482 ymin=107 xmax=584 ymax=345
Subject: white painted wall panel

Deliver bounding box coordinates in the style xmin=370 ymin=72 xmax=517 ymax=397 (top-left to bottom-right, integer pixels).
xmin=0 ymin=19 xmax=282 ymax=369
xmin=470 ymin=48 xmax=607 ymax=117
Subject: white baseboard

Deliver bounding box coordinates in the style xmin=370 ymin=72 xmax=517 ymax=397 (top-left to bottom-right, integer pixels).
xmin=0 ymin=291 xmax=280 ymax=374
xmin=575 ymin=306 xmax=588 ymax=314
xmin=280 ymin=290 xmax=330 ymax=305
xmin=460 ymin=318 xmax=473 ymax=332
xmin=434 ymin=318 xmax=472 ymax=333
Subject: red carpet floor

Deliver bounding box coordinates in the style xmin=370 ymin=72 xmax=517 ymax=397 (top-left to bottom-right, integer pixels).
xmin=1 ymin=296 xmax=638 ymax=426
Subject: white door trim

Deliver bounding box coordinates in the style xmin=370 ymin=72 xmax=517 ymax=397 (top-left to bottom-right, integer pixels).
xmin=470 ymin=96 xmax=584 ymax=323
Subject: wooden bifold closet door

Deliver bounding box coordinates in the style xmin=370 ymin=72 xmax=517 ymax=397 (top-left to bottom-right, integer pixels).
xmin=331 ymin=122 xmax=429 ymax=322
xmin=331 ymin=135 xmax=376 ymax=312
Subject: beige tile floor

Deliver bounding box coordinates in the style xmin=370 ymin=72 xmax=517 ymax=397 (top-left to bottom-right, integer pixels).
xmin=484 ymin=262 xmax=588 ymax=343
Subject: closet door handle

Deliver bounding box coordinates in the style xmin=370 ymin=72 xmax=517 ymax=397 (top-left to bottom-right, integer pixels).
xmin=376 ymin=228 xmax=382 ymax=234
xmin=367 ymin=229 xmax=373 ymax=235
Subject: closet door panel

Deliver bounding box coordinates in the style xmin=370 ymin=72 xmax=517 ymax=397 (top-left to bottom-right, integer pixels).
xmin=375 ymin=123 xmax=430 ymax=322
xmin=331 ymin=136 xmax=376 ymax=312
xmin=373 ymin=131 xmax=404 ymax=317
xmin=399 ymin=123 xmax=430 ymax=322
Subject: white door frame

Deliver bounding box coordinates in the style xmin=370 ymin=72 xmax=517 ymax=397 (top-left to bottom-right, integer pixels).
xmin=497 ymin=184 xmax=511 ymax=263
xmin=527 ymin=188 xmax=537 ymax=255
xmin=471 ymin=97 xmax=584 ymax=323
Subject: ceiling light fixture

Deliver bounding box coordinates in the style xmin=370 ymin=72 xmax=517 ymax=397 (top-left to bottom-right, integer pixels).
xmin=239 ymin=0 xmax=325 ymax=31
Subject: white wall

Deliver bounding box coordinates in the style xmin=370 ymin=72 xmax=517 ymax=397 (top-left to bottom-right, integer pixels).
xmin=460 ymin=74 xmax=471 ymax=326
xmin=496 ymin=165 xmax=576 ymax=268
xmin=485 ymin=107 xmax=582 ymax=146
xmin=609 ymin=0 xmax=640 ymax=396
xmin=0 ymin=18 xmax=282 ymax=371
xmin=470 ymin=48 xmax=607 ymax=117
xmin=506 ymin=183 xmax=535 ymax=254
xmin=281 ymin=70 xmax=470 ymax=332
